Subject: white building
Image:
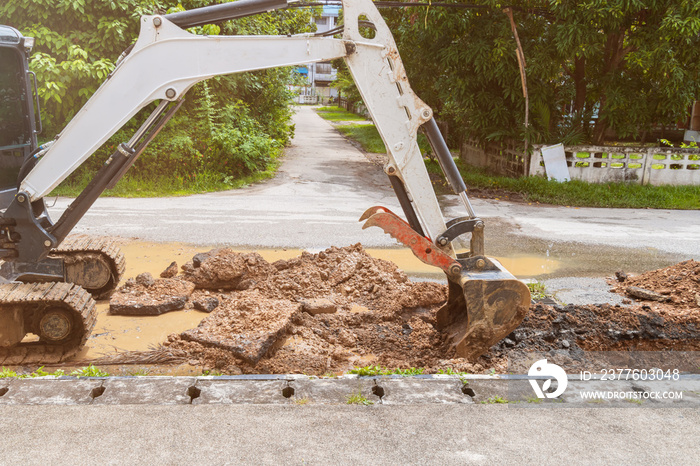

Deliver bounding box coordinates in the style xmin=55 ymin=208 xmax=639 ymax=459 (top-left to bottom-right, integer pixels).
xmin=297 ymin=3 xmax=340 ymax=103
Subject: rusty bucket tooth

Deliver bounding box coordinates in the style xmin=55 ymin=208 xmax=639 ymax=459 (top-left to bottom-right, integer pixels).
xmin=359 ymin=206 xmax=391 ymax=222
xmin=436 ymin=257 xmax=531 ymax=361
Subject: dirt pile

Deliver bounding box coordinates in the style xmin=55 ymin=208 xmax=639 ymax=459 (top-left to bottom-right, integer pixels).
xmin=162 ymin=245 xmax=449 ymax=373
xmin=112 ymin=247 xmax=699 ymax=374
xmin=610 ymin=259 xmax=700 ymax=309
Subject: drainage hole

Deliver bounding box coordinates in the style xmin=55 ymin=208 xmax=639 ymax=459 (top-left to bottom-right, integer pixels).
xmin=187 ymin=385 xmax=201 ymax=403
xmin=372 ymin=385 xmax=385 ymax=398
xmin=461 ymin=386 xmax=476 ymax=397
xmin=282 ymin=386 xmax=295 ymax=398
xmin=90 ymin=386 xmax=106 ymax=399
xmin=0 ymin=387 xmax=8 ymax=397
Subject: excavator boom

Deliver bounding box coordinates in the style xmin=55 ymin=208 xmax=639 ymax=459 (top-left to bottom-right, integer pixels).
xmin=0 ymin=0 xmax=529 ymax=362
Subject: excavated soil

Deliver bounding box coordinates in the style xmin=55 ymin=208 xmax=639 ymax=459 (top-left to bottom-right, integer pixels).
xmin=609 ymin=259 xmax=700 ymax=310
xmin=113 ymin=246 xmax=699 ymax=374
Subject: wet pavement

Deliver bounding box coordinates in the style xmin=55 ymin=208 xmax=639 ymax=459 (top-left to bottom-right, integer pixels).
xmin=49 ymin=106 xmax=698 ymax=278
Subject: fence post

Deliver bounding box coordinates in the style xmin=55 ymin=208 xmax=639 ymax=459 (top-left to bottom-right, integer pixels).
xmin=641 ymin=148 xmax=652 ymax=186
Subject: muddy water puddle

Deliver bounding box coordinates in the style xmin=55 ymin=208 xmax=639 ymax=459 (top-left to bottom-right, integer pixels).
xmin=77 ymin=239 xmax=560 ymax=361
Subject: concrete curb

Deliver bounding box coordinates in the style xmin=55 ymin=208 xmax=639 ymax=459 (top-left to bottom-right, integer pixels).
xmin=0 ymin=374 xmax=697 ymax=406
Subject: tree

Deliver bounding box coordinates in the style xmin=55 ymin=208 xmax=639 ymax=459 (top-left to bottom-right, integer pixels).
xmin=1 ymin=0 xmax=318 ymax=186
xmin=383 ymin=0 xmax=700 ymax=146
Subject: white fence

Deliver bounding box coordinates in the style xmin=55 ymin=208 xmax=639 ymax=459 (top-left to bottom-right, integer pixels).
xmin=530 ymin=145 xmax=700 ymax=186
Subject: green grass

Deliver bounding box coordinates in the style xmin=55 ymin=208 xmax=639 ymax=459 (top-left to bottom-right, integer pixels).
xmin=348 ymin=365 xmax=425 ymax=376
xmin=336 ymin=124 xmax=388 ymax=153
xmin=71 ymin=365 xmax=109 ymax=377
xmin=436 ymin=368 xmax=469 ymax=376
xmin=481 ymin=395 xmax=510 ymax=404
xmin=426 ymin=159 xmax=700 ymax=210
xmin=527 ymin=282 xmax=547 ymax=300
xmin=335 ymin=124 xmax=433 ymax=156
xmin=50 ymin=161 xmax=280 ymax=198
xmin=0 ymin=367 xmax=18 ymax=378
xmin=315 ymin=106 xmax=368 ymax=122
xmin=346 ymin=391 xmax=374 ymax=405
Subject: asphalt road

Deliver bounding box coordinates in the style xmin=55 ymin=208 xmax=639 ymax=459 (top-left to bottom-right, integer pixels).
xmin=52 ymin=107 xmax=699 ymax=269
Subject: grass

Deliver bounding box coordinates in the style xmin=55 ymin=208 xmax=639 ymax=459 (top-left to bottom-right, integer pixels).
xmin=71 ymin=365 xmax=109 ymax=377
xmin=436 ymin=368 xmax=469 ymax=376
xmin=346 ymin=390 xmax=374 ymax=405
xmin=50 ymin=162 xmax=280 ymax=198
xmin=336 ymin=124 xmax=388 ymax=153
xmin=315 ymin=106 xmax=368 ymax=122
xmin=481 ymin=395 xmax=510 ymax=404
xmin=427 ymin=159 xmax=700 ymax=210
xmin=348 ymin=365 xmax=425 ymax=376
xmin=527 ymin=281 xmax=547 ymax=300
xmin=0 ymin=365 xmax=107 ymax=378
xmin=321 ymin=107 xmax=699 ymax=210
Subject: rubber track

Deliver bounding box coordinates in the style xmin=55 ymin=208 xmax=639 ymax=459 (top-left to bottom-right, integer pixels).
xmin=0 ymin=282 xmax=97 ymax=365
xmin=51 ymin=236 xmax=126 ymax=299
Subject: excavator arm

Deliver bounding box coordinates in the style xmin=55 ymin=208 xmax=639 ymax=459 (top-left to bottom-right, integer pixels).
xmin=0 ymin=0 xmax=529 ymax=363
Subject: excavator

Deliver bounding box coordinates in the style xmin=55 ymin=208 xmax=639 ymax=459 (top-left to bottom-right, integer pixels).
xmin=0 ymin=0 xmax=530 ymax=365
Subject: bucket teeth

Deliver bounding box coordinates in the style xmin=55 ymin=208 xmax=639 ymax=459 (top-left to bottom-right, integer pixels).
xmin=359 ymin=206 xmax=461 ymax=276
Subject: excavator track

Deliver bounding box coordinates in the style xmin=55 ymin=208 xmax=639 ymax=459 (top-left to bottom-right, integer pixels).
xmin=50 ymin=236 xmax=125 ymax=299
xmin=0 ymin=282 xmax=97 ymax=365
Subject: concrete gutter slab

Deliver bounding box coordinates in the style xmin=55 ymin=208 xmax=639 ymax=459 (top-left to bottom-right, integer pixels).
xmin=93 ymin=377 xmax=196 ymax=405
xmin=0 ymin=375 xmax=697 ymax=406
xmin=0 ymin=378 xmax=101 ymax=405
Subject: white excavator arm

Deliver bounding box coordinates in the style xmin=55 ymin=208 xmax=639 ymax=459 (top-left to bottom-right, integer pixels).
xmin=2 ymin=0 xmax=531 ymax=361
xmin=20 ymin=0 xmax=449 ymax=243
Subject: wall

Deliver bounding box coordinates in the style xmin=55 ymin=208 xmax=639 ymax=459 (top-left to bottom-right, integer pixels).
xmin=529 ymin=145 xmax=700 ymax=186
xmin=459 ymin=140 xmax=700 ymax=185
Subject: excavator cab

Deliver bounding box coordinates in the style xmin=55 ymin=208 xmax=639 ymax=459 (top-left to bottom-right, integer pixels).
xmin=0 ymin=26 xmax=40 ymax=209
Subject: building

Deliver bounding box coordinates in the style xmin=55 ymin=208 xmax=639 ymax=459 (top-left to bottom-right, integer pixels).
xmin=296 ymin=3 xmax=340 ymax=103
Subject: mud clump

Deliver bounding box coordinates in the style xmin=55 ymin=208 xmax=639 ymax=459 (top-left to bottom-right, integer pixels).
xmin=110 ymin=278 xmax=195 ymax=316
xmin=180 ymin=250 xmax=276 ymax=291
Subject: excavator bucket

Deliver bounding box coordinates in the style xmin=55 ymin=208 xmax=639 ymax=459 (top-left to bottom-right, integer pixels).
xmin=436 ymin=259 xmax=530 ymax=360
xmin=360 ymin=206 xmax=530 ymax=360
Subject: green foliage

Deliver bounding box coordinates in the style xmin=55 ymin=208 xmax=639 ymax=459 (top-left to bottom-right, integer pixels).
xmin=1 ymin=0 xmax=163 ymax=133
xmin=2 ymin=0 xmax=316 ymax=193
xmin=30 ymin=366 xmax=66 ymax=377
xmin=348 ymin=365 xmax=425 ymax=376
xmin=71 ymin=365 xmax=109 ymax=377
xmin=436 ymin=368 xmax=469 ymax=377
xmin=481 ymin=395 xmax=509 ymax=404
xmin=346 ymin=391 xmax=374 ymax=405
xmin=383 ymin=1 xmax=700 ymax=145
xmin=316 ymin=106 xmax=367 ymax=122
xmin=527 ymin=282 xmax=547 ymax=300
xmin=336 ymin=124 xmax=387 ymax=153
xmin=0 ymin=367 xmax=18 ymax=378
